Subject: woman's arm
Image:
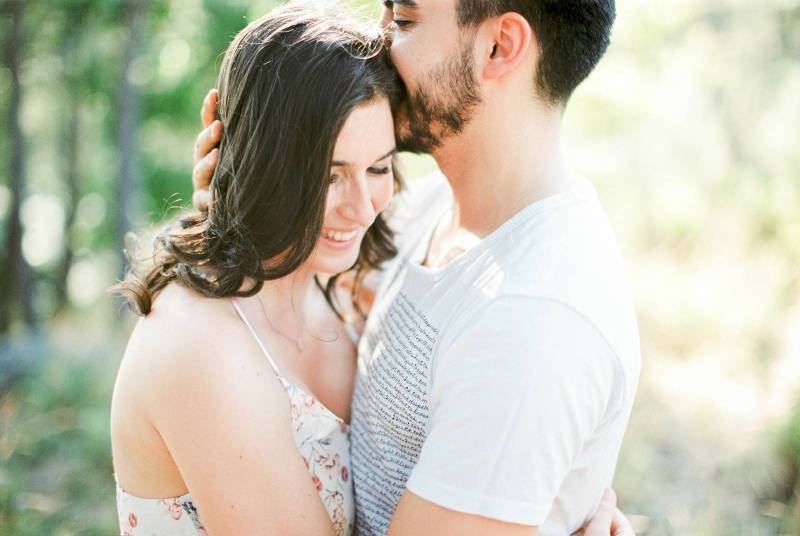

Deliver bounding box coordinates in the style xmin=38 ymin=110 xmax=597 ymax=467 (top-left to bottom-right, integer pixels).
xmin=127 ymin=302 xmax=335 ymax=535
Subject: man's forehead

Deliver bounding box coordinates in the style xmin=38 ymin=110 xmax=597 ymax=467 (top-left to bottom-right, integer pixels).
xmin=389 ymin=0 xmax=419 ymax=8
xmin=390 ymin=0 xmax=461 ymax=14
xmin=385 ymin=0 xmax=462 ymax=21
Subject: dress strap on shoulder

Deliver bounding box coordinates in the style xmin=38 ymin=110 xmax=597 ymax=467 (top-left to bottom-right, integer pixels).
xmin=230 ymin=299 xmax=281 ymax=376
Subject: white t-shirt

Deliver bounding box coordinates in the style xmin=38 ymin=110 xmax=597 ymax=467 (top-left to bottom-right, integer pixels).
xmin=350 ymin=173 xmax=641 ymax=535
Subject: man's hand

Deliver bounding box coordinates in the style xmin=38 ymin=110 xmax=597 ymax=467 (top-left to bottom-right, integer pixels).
xmin=572 ymin=489 xmax=636 ymax=536
xmin=192 ymin=88 xmax=222 ymax=211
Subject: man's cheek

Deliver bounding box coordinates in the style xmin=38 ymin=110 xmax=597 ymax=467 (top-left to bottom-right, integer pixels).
xmin=389 ymin=46 xmax=412 ymax=85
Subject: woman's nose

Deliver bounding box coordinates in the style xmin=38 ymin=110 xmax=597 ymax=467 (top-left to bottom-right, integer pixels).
xmin=341 ymin=179 xmax=376 ymax=227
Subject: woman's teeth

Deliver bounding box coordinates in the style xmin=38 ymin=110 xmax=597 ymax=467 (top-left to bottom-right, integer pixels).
xmin=321 ymin=229 xmax=357 ymax=242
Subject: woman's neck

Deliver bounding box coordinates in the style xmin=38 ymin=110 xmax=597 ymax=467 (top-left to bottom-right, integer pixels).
xmin=253 ymin=265 xmax=316 ymax=341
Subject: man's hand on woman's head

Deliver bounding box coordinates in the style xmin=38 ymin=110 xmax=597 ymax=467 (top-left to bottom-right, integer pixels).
xmin=192 ymin=89 xmax=222 ymax=211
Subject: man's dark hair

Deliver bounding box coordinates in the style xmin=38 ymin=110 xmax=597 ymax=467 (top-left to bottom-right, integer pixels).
xmin=457 ymin=0 xmax=615 ymax=104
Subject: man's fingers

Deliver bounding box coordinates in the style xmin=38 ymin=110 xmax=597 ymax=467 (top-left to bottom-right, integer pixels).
xmin=200 ymin=89 xmax=219 ymax=128
xmin=192 ymin=147 xmax=219 ymax=191
xmin=610 ymin=507 xmax=636 ymax=536
xmin=192 ymin=189 xmax=212 ymax=212
xmin=193 ymin=121 xmax=222 ymax=166
xmin=581 ymin=488 xmax=617 ymax=536
xmin=192 ymin=89 xmax=220 ymax=213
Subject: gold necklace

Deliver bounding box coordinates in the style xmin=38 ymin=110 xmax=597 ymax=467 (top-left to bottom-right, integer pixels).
xmin=256 ymin=296 xmax=305 ymax=352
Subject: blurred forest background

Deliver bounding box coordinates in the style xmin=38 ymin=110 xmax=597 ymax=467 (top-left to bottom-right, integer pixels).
xmin=0 ymin=0 xmax=798 ymax=534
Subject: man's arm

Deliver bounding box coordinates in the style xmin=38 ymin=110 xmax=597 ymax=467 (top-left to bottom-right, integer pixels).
xmin=385 ymin=296 xmax=628 ymax=535
xmin=389 ymin=490 xmax=538 ymax=536
xmin=388 ymin=487 xmax=633 ymax=536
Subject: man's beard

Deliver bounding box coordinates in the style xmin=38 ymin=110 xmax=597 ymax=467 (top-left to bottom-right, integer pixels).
xmin=394 ymin=39 xmax=482 ymax=154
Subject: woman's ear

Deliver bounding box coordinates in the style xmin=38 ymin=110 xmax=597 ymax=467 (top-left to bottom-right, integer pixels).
xmin=481 ymin=12 xmax=534 ymax=82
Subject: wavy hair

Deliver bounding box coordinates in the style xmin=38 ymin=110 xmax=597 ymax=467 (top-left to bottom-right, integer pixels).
xmin=112 ymin=2 xmax=401 ymax=317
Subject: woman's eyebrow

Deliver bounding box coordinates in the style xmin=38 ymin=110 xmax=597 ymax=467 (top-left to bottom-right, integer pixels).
xmin=331 ymin=148 xmax=397 ymax=167
xmin=373 ymin=148 xmax=398 ymax=163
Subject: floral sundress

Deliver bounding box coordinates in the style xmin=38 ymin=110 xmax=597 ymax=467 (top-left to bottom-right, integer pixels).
xmin=115 ymin=300 xmax=354 ymax=535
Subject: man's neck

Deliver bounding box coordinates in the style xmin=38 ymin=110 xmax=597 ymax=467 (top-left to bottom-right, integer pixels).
xmin=431 ymin=100 xmax=574 ymax=238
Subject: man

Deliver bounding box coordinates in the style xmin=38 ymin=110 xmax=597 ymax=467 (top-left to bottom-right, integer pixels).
xmin=192 ymin=1 xmax=640 ymax=534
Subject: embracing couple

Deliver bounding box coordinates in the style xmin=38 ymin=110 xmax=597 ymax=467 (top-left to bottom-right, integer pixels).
xmin=110 ymin=0 xmax=640 ymax=534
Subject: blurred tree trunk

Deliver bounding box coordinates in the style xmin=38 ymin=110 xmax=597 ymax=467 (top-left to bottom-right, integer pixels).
xmin=116 ymin=0 xmax=147 ymax=274
xmin=0 ymin=0 xmax=36 ymax=333
xmin=54 ymin=6 xmax=86 ymax=311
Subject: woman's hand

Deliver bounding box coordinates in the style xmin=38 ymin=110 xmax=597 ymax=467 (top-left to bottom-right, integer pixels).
xmin=572 ymin=489 xmax=636 ymax=536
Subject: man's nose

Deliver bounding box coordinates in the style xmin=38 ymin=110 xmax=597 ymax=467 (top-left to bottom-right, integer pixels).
xmin=378 ymin=12 xmax=394 ymax=47
xmin=378 ymin=7 xmax=393 ymax=31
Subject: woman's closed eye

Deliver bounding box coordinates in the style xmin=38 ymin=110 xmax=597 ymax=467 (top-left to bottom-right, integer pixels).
xmin=330 ymin=166 xmax=389 ymax=184
xmin=368 ymin=166 xmax=391 ymax=176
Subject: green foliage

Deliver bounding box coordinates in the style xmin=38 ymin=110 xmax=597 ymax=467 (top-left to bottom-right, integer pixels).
xmin=0 ymin=337 xmax=120 ymax=535
xmin=776 ymin=401 xmax=800 ymax=534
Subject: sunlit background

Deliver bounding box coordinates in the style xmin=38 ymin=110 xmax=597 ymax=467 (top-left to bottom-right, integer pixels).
xmin=1 ymin=0 xmax=798 ymax=534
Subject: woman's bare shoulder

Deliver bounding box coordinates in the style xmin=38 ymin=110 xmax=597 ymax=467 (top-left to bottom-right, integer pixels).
xmin=125 ymin=284 xmax=237 ymax=353
xmin=117 ymin=284 xmax=284 ymax=416
xmin=112 ymin=287 xmax=332 ymax=534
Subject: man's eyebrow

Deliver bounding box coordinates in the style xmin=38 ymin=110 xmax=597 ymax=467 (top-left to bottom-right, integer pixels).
xmin=332 ymin=148 xmax=397 ymax=167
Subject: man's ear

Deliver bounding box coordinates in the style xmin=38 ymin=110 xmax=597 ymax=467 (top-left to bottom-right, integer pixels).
xmin=480 ymin=12 xmax=535 ymax=82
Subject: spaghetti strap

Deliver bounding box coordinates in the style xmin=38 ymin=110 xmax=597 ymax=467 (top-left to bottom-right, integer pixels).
xmin=230 ymin=299 xmax=282 ymax=376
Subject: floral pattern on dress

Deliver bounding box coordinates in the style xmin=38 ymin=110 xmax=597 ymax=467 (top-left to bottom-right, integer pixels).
xmin=115 ymin=379 xmax=354 ymax=536
xmin=283 ymin=378 xmax=354 ymax=536
xmin=116 ymin=484 xmax=207 ymax=536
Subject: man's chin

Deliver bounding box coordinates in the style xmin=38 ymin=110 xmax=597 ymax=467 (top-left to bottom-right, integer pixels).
xmin=394 ymin=116 xmax=438 ymax=155
xmin=395 ymin=131 xmax=432 ymax=155
xmin=391 ymin=101 xmax=429 ymax=155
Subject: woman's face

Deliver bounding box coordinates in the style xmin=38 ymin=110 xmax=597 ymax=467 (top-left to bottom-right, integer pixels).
xmin=308 ymin=97 xmax=397 ymax=275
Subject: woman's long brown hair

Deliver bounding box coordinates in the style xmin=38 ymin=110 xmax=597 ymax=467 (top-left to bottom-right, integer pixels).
xmin=112 ymin=2 xmax=401 ymax=317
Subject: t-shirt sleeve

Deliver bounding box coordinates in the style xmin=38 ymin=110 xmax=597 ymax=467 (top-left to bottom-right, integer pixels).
xmin=405 ymin=295 xmax=624 ymax=526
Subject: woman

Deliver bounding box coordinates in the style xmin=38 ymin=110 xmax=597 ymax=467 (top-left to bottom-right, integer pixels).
xmin=110 ymin=3 xmax=400 ymax=534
